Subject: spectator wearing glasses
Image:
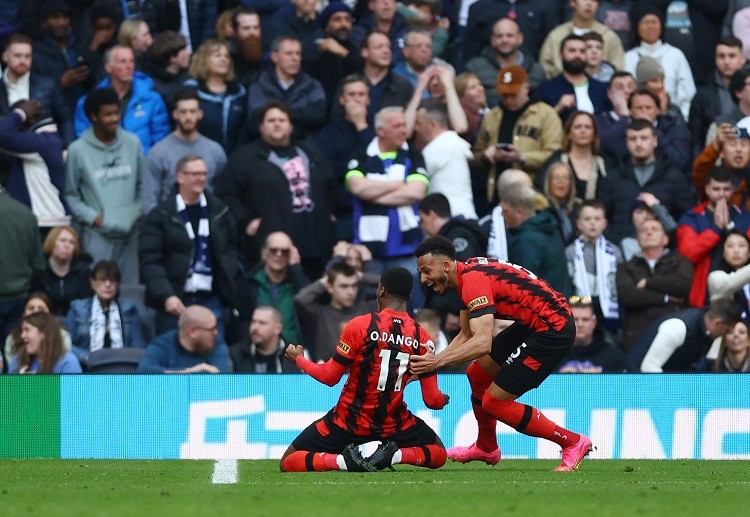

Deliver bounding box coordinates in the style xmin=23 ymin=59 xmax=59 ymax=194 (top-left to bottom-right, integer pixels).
xmin=139 ymin=154 xmax=242 ymax=339
xmin=243 ymin=231 xmax=311 ymax=346
xmin=137 ymin=304 xmax=231 ymax=374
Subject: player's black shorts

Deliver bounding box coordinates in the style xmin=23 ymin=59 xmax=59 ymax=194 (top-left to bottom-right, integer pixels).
xmin=487 ymin=315 xmax=575 ymax=396
xmin=291 ymin=410 xmax=442 ymax=453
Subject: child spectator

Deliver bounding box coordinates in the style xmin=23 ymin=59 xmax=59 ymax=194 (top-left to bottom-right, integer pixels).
xmin=583 ymin=32 xmax=615 ymax=83
xmin=566 ymin=199 xmax=623 ymax=333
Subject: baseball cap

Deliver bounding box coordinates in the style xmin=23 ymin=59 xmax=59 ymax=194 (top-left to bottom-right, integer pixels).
xmin=496 ymin=65 xmax=527 ymax=95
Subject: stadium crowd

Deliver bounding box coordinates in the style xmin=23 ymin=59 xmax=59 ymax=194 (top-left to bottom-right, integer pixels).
xmin=3 ymin=0 xmax=750 ymax=375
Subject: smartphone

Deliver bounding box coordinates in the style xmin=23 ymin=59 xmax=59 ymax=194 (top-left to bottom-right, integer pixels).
xmin=495 ymin=143 xmax=512 ymax=151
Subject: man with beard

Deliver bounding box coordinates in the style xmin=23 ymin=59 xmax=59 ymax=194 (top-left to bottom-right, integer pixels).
xmin=31 ymin=0 xmax=97 ymax=112
xmin=144 ymin=89 xmax=227 ymax=213
xmin=537 ymin=34 xmax=610 ymax=122
xmin=466 ymin=18 xmax=545 ymax=107
xmin=228 ymin=8 xmax=264 ymax=87
xmin=311 ymin=2 xmax=362 ymax=108
xmin=472 ymin=65 xmax=562 ymax=198
xmin=230 ymin=305 xmax=302 ymax=373
xmin=539 ymin=0 xmax=624 ymax=79
xmin=137 ymin=305 xmax=231 ymax=373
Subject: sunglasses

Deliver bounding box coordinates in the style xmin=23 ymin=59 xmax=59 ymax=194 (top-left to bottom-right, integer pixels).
xmin=268 ymin=247 xmax=290 ymax=256
xmin=569 ymin=295 xmax=593 ymax=306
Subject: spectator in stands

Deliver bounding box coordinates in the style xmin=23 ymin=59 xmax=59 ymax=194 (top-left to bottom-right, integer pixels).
xmin=708 ymin=230 xmax=750 ymax=320
xmin=141 ymin=0 xmax=218 ymax=52
xmin=243 ymin=231 xmax=310 ymax=345
xmin=313 ymin=2 xmax=362 ymax=109
xmin=565 ymin=199 xmax=622 ymax=331
xmin=598 ymin=119 xmax=694 ymax=246
xmin=315 ymin=75 xmax=375 ymax=241
xmin=393 ymin=27 xmax=448 ymax=92
xmin=137 ymin=304 xmax=231 ymax=373
xmin=414 ymin=100 xmax=475 ymax=220
xmin=84 ymin=4 xmax=120 ymax=77
xmin=144 ymin=89 xmax=227 ymax=213
xmin=709 ymin=320 xmax=750 ymax=372
xmin=118 ymin=18 xmax=153 ymax=64
xmin=184 ymin=39 xmax=247 ymax=155
xmin=555 ymin=295 xmax=627 ymax=373
xmin=473 ymin=64 xmax=562 ymax=204
xmin=706 ymin=68 xmax=750 ymax=146
xmin=539 ymin=0 xmax=624 ymax=78
xmin=583 ymin=31 xmax=615 ymax=83
xmin=537 ymin=34 xmax=611 ymax=122
xmin=8 ymin=312 xmax=81 ymax=374
xmin=294 ymin=263 xmax=377 ymax=362
xmin=616 ymin=217 xmax=693 ymax=351
xmin=139 ymin=154 xmax=241 ymax=339
xmin=274 ymin=0 xmax=325 ymax=73
xmin=404 ymin=64 xmax=469 ymax=147
xmin=230 ymin=305 xmax=302 ymax=373
xmin=418 ymin=193 xmax=487 ymax=261
xmin=599 ymin=86 xmax=692 ymax=174
xmin=36 ymin=226 xmax=92 ymax=318
xmin=31 ymin=0 xmax=97 ymax=113
xmin=678 ymin=167 xmax=750 ymax=308
xmin=692 ymin=121 xmax=750 ymax=210
xmin=358 ymin=29 xmax=414 ymax=121
xmin=1 ymin=33 xmax=74 ymax=145
xmin=324 ymin=240 xmax=381 ymax=303
xmin=690 ymin=36 xmax=747 ymax=154
xmin=3 ymin=292 xmax=73 ymax=372
xmin=352 ymin=0 xmax=410 ymax=65
xmin=619 ymin=196 xmax=678 ymax=261
xmin=65 ymin=88 xmax=144 ymax=287
xmin=247 ymin=35 xmax=326 ymax=140
xmin=66 ymin=260 xmax=145 ymax=364
xmin=74 ymin=45 xmax=170 ymax=154
xmin=535 ymin=110 xmax=606 ymax=201
xmin=0 ymin=179 xmax=46 ymax=346
xmin=466 ymin=17 xmax=545 ymax=108
xmin=227 ymin=7 xmax=264 ymax=88
xmin=542 ymin=162 xmax=583 ymax=245
xmin=463 ymin=0 xmax=559 ymax=64
xmin=454 ymin=71 xmax=490 ymax=145
xmin=345 ymin=106 xmax=428 ymax=306
xmin=502 ymin=183 xmax=572 ymax=296
xmin=140 ymin=31 xmax=192 ymax=114
xmin=634 ymin=55 xmax=684 ymax=124
xmin=628 ymin=298 xmax=741 ymax=373
xmin=214 ymin=101 xmax=335 ymax=276
xmin=624 ymin=4 xmax=696 ymax=121
xmin=596 ymin=70 xmax=636 ymax=139
xmin=0 ymin=99 xmax=69 ymax=232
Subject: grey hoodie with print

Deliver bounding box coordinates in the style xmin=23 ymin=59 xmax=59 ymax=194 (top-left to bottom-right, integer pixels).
xmin=65 ymin=127 xmax=144 ymax=239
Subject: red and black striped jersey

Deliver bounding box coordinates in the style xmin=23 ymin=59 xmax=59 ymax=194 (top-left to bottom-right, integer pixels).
xmin=331 ymin=308 xmax=435 ymax=436
xmin=457 ymin=258 xmax=571 ymax=332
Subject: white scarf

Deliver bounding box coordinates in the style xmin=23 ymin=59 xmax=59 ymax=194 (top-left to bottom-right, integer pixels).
xmin=89 ymin=297 xmax=124 ymax=351
xmin=573 ymin=236 xmax=619 ymax=319
xmin=486 ymin=205 xmax=508 ymax=260
xmin=177 ymin=192 xmax=213 ymax=292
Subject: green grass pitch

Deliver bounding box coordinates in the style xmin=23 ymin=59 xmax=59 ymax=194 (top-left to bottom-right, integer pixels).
xmin=1 ymin=459 xmax=748 ymax=516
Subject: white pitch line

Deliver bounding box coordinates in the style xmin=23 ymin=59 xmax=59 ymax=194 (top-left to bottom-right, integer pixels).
xmin=211 ymin=459 xmax=238 ymax=484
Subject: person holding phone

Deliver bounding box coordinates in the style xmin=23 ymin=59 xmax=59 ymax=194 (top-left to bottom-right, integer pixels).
xmin=472 ymin=64 xmax=562 ymax=204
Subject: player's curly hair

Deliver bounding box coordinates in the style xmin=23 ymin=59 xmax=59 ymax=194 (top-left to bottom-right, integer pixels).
xmin=414 ymin=236 xmax=456 ymax=260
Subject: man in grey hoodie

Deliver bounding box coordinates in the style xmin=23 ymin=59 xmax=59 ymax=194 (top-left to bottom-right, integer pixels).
xmin=65 ymin=87 xmax=144 ymax=287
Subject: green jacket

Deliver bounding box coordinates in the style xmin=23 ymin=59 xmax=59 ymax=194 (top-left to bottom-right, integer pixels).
xmin=0 ymin=190 xmax=45 ymax=300
xmin=508 ymin=209 xmax=572 ymax=297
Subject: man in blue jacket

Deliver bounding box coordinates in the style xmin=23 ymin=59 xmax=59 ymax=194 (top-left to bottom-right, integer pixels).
xmin=74 ymin=45 xmax=170 ymax=154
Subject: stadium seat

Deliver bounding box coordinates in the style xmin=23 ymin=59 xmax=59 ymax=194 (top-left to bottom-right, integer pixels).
xmin=86 ymin=348 xmax=145 ymax=374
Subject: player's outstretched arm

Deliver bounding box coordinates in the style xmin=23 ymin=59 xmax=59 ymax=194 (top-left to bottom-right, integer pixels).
xmin=286 ymin=344 xmax=347 ymax=386
xmin=411 ymin=312 xmax=494 ymax=374
xmin=419 ymin=374 xmax=450 ymax=410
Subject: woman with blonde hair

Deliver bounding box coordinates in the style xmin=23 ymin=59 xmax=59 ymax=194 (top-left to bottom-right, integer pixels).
xmin=184 ymin=39 xmax=247 ymax=154
xmin=37 ymin=226 xmax=92 ymax=317
xmin=543 ymin=161 xmax=582 ymax=245
xmin=8 ymin=312 xmax=81 ymax=374
xmin=118 ymin=18 xmax=153 ymax=57
xmin=535 ymin=110 xmax=606 ymax=200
